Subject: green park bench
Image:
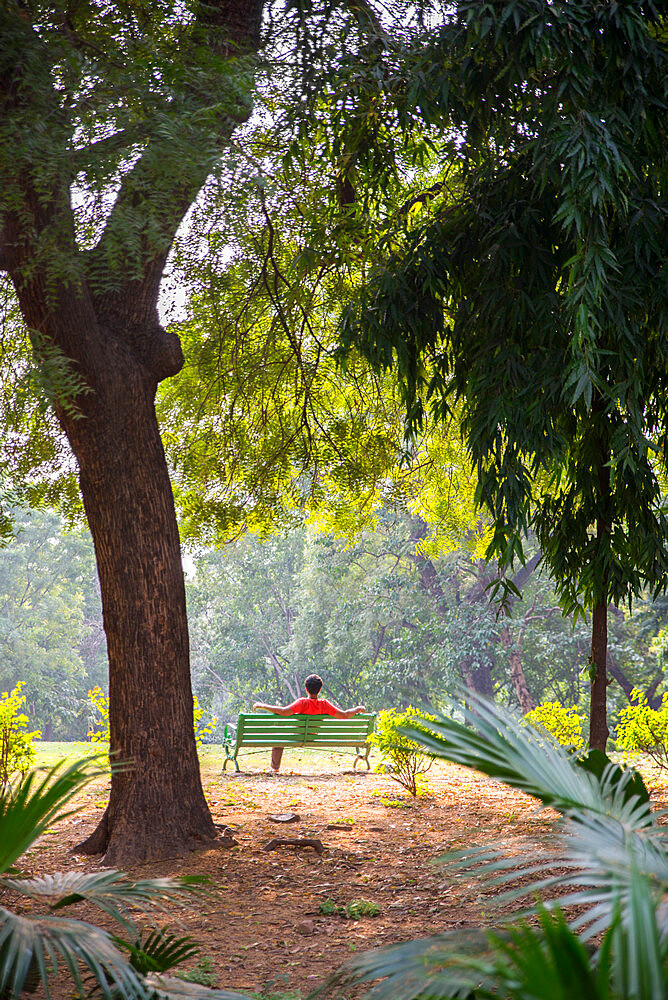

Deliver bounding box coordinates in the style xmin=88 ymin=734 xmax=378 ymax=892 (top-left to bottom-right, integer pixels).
xmin=221 ymin=712 xmax=377 ymax=773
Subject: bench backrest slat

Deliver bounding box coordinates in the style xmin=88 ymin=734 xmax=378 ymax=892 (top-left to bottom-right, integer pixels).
xmin=233 ymin=712 xmax=376 ymax=751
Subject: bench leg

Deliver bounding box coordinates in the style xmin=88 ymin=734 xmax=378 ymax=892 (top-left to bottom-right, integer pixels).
xmin=353 ymin=745 xmax=371 ymax=770
xmin=222 ymin=752 xmax=240 ymax=773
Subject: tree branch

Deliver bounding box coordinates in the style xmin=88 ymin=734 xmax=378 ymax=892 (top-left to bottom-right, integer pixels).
xmin=88 ymin=0 xmax=265 ymax=331
xmin=509 ymin=551 xmax=542 ymax=596
xmin=0 ymin=7 xmax=104 ymax=377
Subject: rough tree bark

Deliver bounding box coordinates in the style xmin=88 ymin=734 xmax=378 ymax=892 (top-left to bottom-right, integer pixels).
xmin=0 ymin=0 xmax=264 ymax=864
xmin=498 ymin=553 xmax=542 ymax=713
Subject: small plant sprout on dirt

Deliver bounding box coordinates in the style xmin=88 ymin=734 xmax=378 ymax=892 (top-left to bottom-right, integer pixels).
xmin=318 ymin=899 xmax=380 ymax=919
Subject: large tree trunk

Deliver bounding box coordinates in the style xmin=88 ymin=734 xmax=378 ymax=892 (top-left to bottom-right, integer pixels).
xmin=1 ymin=0 xmax=264 ymax=865
xmin=65 ymin=360 xmax=216 ymax=863
xmin=6 ymin=230 xmax=220 ymax=865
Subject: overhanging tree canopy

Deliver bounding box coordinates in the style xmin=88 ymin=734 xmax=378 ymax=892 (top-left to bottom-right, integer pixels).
xmin=337 ymin=0 xmax=668 ymax=748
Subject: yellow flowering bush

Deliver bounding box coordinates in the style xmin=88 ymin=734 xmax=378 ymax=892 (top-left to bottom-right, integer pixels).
xmin=87 ymin=687 xmax=217 ymax=749
xmin=0 ymin=682 xmax=41 ymax=791
xmin=524 ymin=701 xmax=585 ymax=751
xmin=616 ymin=688 xmax=668 ymax=769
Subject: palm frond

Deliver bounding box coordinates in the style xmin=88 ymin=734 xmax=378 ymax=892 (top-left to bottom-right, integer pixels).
xmin=401 ymin=694 xmax=668 ymax=937
xmin=328 ymin=912 xmax=615 ymax=1000
xmin=334 ymin=900 xmax=665 ymax=1000
xmin=608 ymin=872 xmax=668 ymax=1000
xmin=117 ymin=930 xmax=200 ymax=975
xmin=317 ymin=929 xmax=490 ymax=1000
xmin=331 ymin=694 xmax=668 ymax=1000
xmin=486 ymin=910 xmax=607 ymax=999
xmin=0 ymin=757 xmax=105 ymax=875
xmin=144 ymin=972 xmax=254 ymax=1000
xmin=402 ymin=692 xmax=654 ymax=829
xmin=1 ymin=870 xmax=210 ymax=934
xmin=0 ymin=907 xmax=145 ymax=1000
xmin=440 ymin=815 xmax=668 ymax=938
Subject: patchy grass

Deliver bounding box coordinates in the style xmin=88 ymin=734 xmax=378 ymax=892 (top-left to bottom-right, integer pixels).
xmin=33 ymin=741 xmax=98 ymax=767
xmin=35 ymin=742 xmax=363 ymax=775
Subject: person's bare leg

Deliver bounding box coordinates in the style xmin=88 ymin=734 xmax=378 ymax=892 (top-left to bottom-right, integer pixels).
xmin=271 ymin=747 xmax=283 ymax=773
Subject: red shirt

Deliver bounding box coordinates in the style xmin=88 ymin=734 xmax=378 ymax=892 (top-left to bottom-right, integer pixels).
xmin=286 ymin=697 xmax=340 ymax=716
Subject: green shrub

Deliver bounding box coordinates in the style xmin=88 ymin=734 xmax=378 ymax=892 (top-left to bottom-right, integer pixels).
xmin=370 ymin=707 xmax=436 ymax=797
xmin=319 ymin=898 xmax=339 ymax=915
xmin=524 ymin=701 xmax=585 ymax=751
xmin=0 ymin=682 xmax=41 ymax=791
xmin=616 ymin=688 xmax=668 ymax=769
xmin=345 ymin=899 xmax=381 ymax=919
xmin=87 ymin=687 xmax=217 ymax=749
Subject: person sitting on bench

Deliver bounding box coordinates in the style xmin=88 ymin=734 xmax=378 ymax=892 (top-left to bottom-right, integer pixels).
xmin=253 ymin=674 xmax=366 ymax=773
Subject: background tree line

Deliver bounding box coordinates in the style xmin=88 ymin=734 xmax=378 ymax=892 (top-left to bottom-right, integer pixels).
xmin=2 ymin=503 xmax=666 ymax=742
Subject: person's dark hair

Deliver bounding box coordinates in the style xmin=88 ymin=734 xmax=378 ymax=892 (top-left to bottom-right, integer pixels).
xmin=305 ymin=674 xmax=323 ymax=696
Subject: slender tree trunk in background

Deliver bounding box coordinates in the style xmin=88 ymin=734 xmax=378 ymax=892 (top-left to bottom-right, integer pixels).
xmin=510 ymin=649 xmax=533 ymax=713
xmin=460 ymin=656 xmax=494 ymax=697
xmin=410 ymin=518 xmax=544 ymax=703
xmin=606 ymin=651 xmax=634 ymax=702
xmin=644 ymin=670 xmax=664 ymax=710
xmin=606 ymin=650 xmax=662 ymax=709
xmin=271 ymin=658 xmax=285 ymax=700
xmin=589 ymin=442 xmax=611 ymax=752
xmin=608 ymin=656 xmax=665 ymax=711
xmin=589 ymin=597 xmax=609 ymax=751
xmin=471 ymin=663 xmax=495 ymax=696
xmin=500 ymin=625 xmax=534 ymax=713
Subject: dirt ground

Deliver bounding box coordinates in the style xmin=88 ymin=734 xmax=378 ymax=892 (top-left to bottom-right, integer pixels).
xmin=11 ymin=747 xmax=668 ymax=997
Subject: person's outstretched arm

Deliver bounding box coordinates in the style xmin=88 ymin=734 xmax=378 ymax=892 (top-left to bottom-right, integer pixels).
xmin=252 ymin=702 xmax=293 ymax=716
xmin=332 ymin=705 xmax=366 ymax=718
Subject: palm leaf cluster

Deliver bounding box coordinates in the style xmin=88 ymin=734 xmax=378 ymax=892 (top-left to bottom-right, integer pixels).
xmin=331 ymin=693 xmax=668 ymax=999
xmin=0 ymin=757 xmax=245 ymax=1000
